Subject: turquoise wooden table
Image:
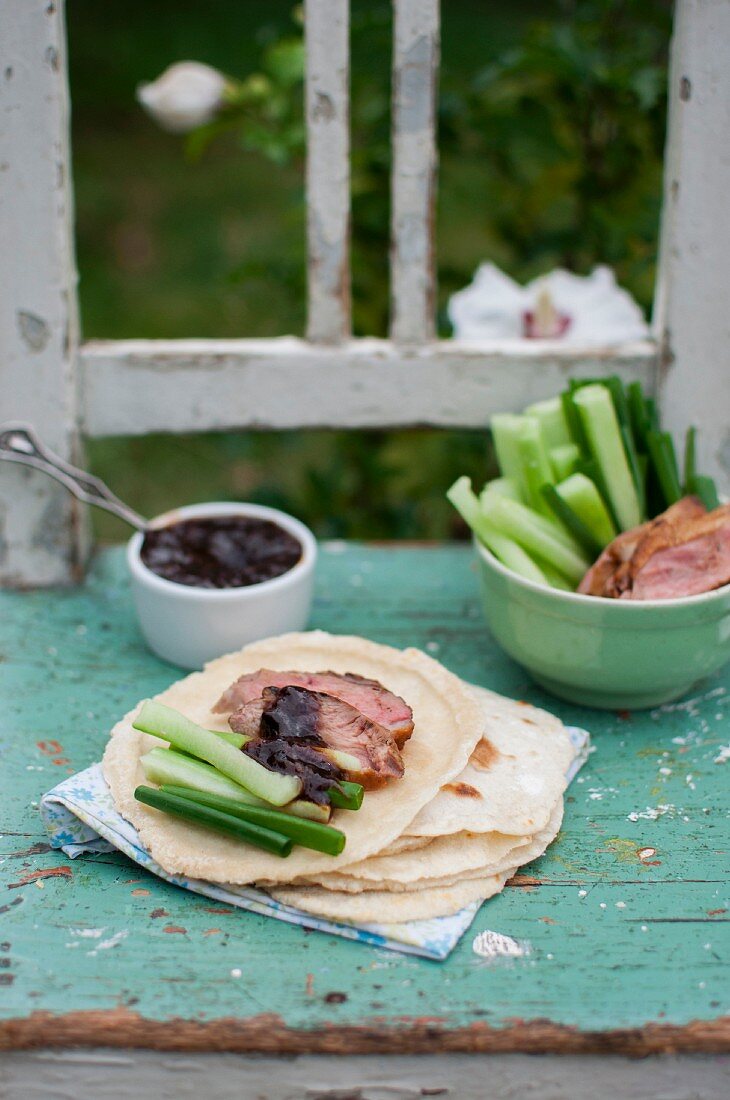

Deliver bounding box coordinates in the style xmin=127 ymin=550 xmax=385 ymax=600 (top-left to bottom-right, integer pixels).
xmin=1 ymin=544 xmax=728 ymax=1093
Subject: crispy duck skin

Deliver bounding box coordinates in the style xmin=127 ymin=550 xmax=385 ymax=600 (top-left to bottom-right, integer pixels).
xmin=579 ymin=497 xmax=730 ymax=600
xmin=230 ymin=686 xmax=405 ymax=789
xmin=214 ymin=668 xmax=414 ymax=748
xmin=578 ymin=523 xmax=650 ymax=597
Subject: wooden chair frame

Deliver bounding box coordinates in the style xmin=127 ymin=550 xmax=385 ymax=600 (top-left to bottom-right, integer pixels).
xmin=0 ymin=0 xmax=727 ymax=586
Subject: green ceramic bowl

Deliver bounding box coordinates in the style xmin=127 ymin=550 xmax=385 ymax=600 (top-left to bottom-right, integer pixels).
xmin=475 ymin=539 xmax=730 ymax=710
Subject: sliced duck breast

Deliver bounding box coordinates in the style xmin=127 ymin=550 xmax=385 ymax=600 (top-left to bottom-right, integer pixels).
xmin=231 ymin=685 xmax=405 ymax=790
xmin=579 ymin=496 xmax=708 ymax=598
xmin=627 ymin=505 xmax=730 ymax=599
xmin=214 ymin=668 xmax=414 ymax=747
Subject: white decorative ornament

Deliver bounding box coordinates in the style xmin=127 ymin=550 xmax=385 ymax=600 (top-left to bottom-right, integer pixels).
xmin=137 ymin=62 xmax=227 ymax=133
xmin=448 ymin=263 xmax=650 ymax=345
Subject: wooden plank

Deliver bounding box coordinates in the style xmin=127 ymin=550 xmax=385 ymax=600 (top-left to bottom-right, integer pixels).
xmin=0 ymin=0 xmax=87 ymax=586
xmin=305 ymin=0 xmax=351 ymax=343
xmin=0 ymin=544 xmax=728 ymax=1054
xmin=390 ymin=0 xmax=439 ymax=344
xmin=654 ymin=0 xmax=730 ymax=494
xmin=3 ymin=1050 xmax=730 ymax=1098
xmin=79 ymin=337 xmax=657 ymax=436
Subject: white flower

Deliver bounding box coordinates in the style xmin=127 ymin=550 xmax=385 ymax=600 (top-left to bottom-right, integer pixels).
xmin=448 ymin=263 xmax=649 ymax=345
xmin=137 ymin=62 xmax=227 ymax=133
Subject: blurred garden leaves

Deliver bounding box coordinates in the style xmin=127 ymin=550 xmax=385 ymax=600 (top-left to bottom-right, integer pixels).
xmin=176 ymin=0 xmax=670 ymax=331
xmin=73 ymin=0 xmax=671 ymax=541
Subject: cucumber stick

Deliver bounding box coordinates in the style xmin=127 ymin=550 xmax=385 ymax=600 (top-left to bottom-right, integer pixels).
xmin=555 ymin=473 xmax=616 ymax=548
xmin=134 ymin=700 xmax=301 ymax=806
xmin=491 ymin=414 xmax=525 ymax=480
xmin=549 ymin=442 xmax=581 ymax=481
xmin=481 ymin=476 xmax=582 ymax=553
xmin=141 ymin=747 xmax=331 ymax=823
xmin=481 ymin=493 xmax=589 ymax=585
xmin=542 ymin=485 xmax=604 ymax=557
xmin=573 ymin=384 xmax=642 ymax=531
xmin=479 ymin=477 xmax=522 ymax=503
xmin=524 ymin=397 xmax=571 ymax=448
xmin=516 ymin=418 xmax=554 ymax=515
xmin=211 ymin=728 xmax=247 ymax=749
xmin=142 ymin=747 xmax=265 ymax=805
xmin=447 ymin=478 xmax=547 ymax=584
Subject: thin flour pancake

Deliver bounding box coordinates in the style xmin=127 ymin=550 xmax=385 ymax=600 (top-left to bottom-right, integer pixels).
xmin=405 ymin=686 xmax=573 ymax=838
xmin=287 ymin=800 xmax=563 ymax=894
xmin=270 ymin=870 xmax=511 ymax=924
xmin=102 ymin=632 xmax=484 ymax=886
xmin=376 ymin=835 xmax=433 ymax=857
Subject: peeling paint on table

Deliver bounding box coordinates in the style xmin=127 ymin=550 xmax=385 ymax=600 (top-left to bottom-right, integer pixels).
xmin=0 ymin=544 xmax=728 ymax=1053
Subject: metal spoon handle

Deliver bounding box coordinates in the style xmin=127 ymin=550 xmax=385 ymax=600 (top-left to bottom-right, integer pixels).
xmin=0 ymin=422 xmax=147 ymax=531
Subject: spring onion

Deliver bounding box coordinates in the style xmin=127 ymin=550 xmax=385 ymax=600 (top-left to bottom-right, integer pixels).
xmin=686 ymin=474 xmax=720 ymax=510
xmin=160 ymin=785 xmax=346 ymax=856
xmin=329 ymin=780 xmax=365 ymax=811
xmin=683 ymin=426 xmax=697 ymax=488
xmin=134 ymin=785 xmax=292 ymax=856
xmin=647 ymin=430 xmax=682 ymax=507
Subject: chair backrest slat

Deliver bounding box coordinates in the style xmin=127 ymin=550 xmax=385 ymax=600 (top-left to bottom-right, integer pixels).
xmin=305 ymin=0 xmax=351 ymax=344
xmin=0 ymin=0 xmax=87 ymax=586
xmin=390 ymin=0 xmax=439 ymax=344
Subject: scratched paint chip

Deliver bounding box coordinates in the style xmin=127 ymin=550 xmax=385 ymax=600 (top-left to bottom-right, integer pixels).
xmin=472 ymin=929 xmax=530 ymax=960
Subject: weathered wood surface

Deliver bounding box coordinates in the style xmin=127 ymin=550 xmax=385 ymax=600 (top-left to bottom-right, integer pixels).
xmin=305 ymin=0 xmax=351 ymax=344
xmin=390 ymin=0 xmax=439 ymax=343
xmin=79 ymin=338 xmax=657 ymax=435
xmin=0 ymin=0 xmax=87 ymax=586
xmin=3 ymin=1051 xmax=730 ymax=1100
xmin=0 ymin=544 xmax=728 ymax=1056
xmin=655 ymin=0 xmax=730 ymax=495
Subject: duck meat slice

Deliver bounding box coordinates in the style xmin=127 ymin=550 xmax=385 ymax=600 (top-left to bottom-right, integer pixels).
xmin=627 ymin=504 xmax=730 ymax=600
xmin=214 ymin=668 xmax=414 ymax=747
xmin=578 ymin=523 xmax=649 ymax=596
xmin=230 ymin=685 xmax=405 ymax=792
xmin=579 ymin=496 xmax=708 ymax=598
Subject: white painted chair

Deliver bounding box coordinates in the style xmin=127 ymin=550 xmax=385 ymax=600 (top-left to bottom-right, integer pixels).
xmin=0 ymin=0 xmax=727 ymax=587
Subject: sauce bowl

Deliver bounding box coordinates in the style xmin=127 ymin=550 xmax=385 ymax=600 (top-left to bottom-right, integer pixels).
xmin=475 ymin=539 xmax=730 ymax=710
xmin=127 ymin=502 xmax=317 ymax=669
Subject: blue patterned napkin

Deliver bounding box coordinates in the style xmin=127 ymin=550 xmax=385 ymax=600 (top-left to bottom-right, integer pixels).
xmin=40 ymin=726 xmax=589 ymax=961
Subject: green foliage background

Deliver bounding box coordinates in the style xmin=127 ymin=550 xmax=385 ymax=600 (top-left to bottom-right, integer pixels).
xmin=69 ymin=0 xmax=671 ymax=541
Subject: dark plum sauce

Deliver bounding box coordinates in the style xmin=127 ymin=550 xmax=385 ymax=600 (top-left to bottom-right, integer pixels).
xmin=140 ymin=515 xmax=302 ymax=589
xmin=244 ymin=686 xmax=345 ymax=804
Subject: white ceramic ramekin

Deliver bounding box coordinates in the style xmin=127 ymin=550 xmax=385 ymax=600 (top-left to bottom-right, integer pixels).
xmin=127 ymin=502 xmax=317 ymax=669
